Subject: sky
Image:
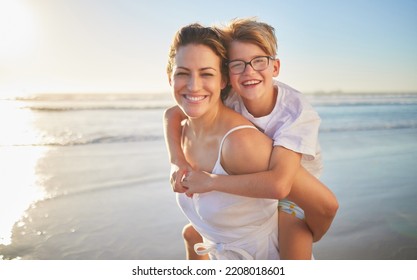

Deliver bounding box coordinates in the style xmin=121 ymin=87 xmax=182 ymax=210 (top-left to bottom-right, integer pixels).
xmin=0 ymin=0 xmax=416 ymax=97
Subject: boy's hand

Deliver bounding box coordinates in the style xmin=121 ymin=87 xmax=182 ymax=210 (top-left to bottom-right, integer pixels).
xmin=182 ymin=170 xmax=214 ymax=196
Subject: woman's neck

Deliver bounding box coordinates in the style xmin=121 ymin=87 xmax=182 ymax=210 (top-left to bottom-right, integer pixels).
xmin=186 ymin=102 xmax=224 ymax=138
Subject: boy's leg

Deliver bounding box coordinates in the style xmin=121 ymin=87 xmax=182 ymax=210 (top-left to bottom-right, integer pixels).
xmin=278 ymin=203 xmax=313 ymax=260
xmin=182 ymin=223 xmax=209 ymax=260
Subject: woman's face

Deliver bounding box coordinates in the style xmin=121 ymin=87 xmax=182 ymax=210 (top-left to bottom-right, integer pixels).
xmin=169 ymin=44 xmax=226 ymax=118
xmin=228 ymin=41 xmax=279 ymax=102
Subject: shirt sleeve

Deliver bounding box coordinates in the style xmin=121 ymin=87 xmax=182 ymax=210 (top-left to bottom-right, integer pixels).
xmin=272 ymin=96 xmax=321 ymax=160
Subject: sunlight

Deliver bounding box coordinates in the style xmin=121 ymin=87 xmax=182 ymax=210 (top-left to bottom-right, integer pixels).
xmin=0 ymin=0 xmax=37 ymax=61
xmin=0 ymin=146 xmax=47 ymax=246
xmin=0 ymin=101 xmax=47 ymax=245
xmin=0 ymin=101 xmax=40 ymax=146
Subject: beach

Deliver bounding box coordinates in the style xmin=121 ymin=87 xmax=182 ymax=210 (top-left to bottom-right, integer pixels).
xmin=1 ymin=92 xmax=416 ymax=260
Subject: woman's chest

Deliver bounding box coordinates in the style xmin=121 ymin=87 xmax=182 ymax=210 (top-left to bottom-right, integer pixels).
xmin=182 ymin=136 xmax=220 ymax=172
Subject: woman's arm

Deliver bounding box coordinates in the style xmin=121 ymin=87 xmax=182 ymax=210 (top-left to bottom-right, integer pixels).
xmin=163 ymin=106 xmax=190 ymax=193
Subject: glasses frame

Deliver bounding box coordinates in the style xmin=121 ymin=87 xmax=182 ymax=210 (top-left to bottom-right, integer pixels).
xmin=226 ymin=56 xmax=275 ymax=75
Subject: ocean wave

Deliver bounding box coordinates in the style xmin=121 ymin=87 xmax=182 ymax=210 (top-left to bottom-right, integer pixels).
xmin=320 ymin=121 xmax=417 ymax=132
xmin=311 ymin=100 xmax=417 ymax=107
xmin=17 ymin=99 xmax=175 ymax=111
xmin=3 ymin=134 xmax=165 ymax=147
xmin=4 ymin=93 xmax=175 ymax=111
xmin=22 ymin=104 xmax=172 ymax=111
xmin=5 ymin=121 xmax=416 ymax=147
xmin=306 ymin=93 xmax=417 ymax=106
xmin=6 ymin=92 xmax=417 ymax=109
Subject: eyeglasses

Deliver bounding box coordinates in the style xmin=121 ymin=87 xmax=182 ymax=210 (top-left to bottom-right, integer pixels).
xmin=226 ymin=56 xmax=274 ymax=75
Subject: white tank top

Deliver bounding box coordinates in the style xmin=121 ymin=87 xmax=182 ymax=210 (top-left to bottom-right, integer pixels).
xmin=176 ymin=125 xmax=280 ymax=260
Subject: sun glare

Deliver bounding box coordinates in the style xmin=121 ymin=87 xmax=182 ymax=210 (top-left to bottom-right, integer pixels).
xmin=0 ymin=146 xmax=47 ymax=246
xmin=0 ymin=100 xmax=48 ymax=246
xmin=0 ymin=1 xmax=37 ymax=60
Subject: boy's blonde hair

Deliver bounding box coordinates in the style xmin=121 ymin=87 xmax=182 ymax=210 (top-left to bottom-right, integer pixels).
xmin=217 ymin=17 xmax=278 ymax=58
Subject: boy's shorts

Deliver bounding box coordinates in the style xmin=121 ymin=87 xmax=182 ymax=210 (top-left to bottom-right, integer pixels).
xmin=278 ymin=199 xmax=305 ymax=220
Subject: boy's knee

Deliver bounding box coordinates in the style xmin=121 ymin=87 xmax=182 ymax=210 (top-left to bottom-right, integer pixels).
xmin=182 ymin=224 xmax=201 ymax=243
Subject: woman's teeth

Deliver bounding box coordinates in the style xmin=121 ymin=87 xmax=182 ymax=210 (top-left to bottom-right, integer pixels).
xmin=186 ymin=95 xmax=206 ymax=101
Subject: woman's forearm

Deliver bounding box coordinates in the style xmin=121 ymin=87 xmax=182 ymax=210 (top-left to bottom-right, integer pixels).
xmin=163 ymin=106 xmax=187 ymax=164
xmin=163 ymin=106 xmax=191 ymax=193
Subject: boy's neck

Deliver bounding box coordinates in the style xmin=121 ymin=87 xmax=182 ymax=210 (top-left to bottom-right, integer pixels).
xmin=243 ymin=85 xmax=278 ymax=118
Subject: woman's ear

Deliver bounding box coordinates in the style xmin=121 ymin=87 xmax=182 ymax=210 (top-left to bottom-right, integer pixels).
xmin=221 ymin=79 xmax=227 ymax=89
xmin=168 ymin=74 xmax=173 ymax=86
xmin=221 ymin=73 xmax=228 ymax=89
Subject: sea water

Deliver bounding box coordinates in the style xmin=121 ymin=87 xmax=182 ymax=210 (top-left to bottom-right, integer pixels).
xmin=0 ymin=92 xmax=416 ymax=259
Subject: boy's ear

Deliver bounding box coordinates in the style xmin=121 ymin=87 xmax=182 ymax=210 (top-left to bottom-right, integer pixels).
xmin=272 ymin=58 xmax=280 ymax=77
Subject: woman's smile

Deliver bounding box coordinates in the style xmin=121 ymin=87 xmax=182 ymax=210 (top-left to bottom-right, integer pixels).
xmin=184 ymin=94 xmax=208 ymax=103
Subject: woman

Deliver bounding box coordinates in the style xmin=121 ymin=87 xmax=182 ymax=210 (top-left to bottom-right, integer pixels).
xmin=166 ymin=23 xmax=279 ymax=259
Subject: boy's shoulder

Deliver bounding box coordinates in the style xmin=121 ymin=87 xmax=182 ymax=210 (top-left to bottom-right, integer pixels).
xmin=274 ymin=80 xmax=313 ymax=110
xmin=274 ymin=80 xmax=302 ymax=98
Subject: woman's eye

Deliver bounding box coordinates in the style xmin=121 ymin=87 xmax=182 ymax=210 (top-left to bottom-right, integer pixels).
xmin=175 ymin=72 xmax=188 ymax=76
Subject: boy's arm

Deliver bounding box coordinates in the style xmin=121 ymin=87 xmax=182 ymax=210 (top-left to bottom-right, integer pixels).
xmin=182 ymin=145 xmax=338 ymax=240
xmin=183 ymin=145 xmax=300 ymax=200
xmin=163 ymin=106 xmax=190 ymax=193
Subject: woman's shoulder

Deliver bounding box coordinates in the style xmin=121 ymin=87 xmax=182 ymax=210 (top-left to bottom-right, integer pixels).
xmin=220 ymin=106 xmax=266 ymax=139
xmin=221 ymin=106 xmax=253 ymax=126
xmin=221 ymin=127 xmax=272 ymax=174
xmin=219 ymin=110 xmax=272 ymax=174
xmin=222 ymin=124 xmax=270 ymax=151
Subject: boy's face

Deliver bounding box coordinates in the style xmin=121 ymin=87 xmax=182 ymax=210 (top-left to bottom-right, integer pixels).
xmin=228 ymin=41 xmax=279 ymax=104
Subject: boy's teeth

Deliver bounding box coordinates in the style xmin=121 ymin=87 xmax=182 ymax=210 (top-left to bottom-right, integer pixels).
xmin=243 ymin=80 xmax=260 ymax=86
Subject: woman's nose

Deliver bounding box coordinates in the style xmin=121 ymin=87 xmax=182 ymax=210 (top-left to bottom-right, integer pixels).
xmin=187 ymin=75 xmax=202 ymax=92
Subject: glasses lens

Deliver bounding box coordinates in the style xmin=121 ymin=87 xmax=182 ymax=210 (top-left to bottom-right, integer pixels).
xmin=251 ymin=57 xmax=269 ymax=71
xmin=228 ymin=57 xmax=270 ymax=74
xmin=228 ymin=61 xmax=245 ymax=74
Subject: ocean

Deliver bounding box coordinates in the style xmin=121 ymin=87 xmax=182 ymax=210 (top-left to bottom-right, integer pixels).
xmin=0 ymin=92 xmax=416 ymax=260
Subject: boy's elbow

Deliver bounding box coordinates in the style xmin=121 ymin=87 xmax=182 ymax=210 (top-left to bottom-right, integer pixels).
xmin=272 ymin=182 xmax=292 ymax=200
